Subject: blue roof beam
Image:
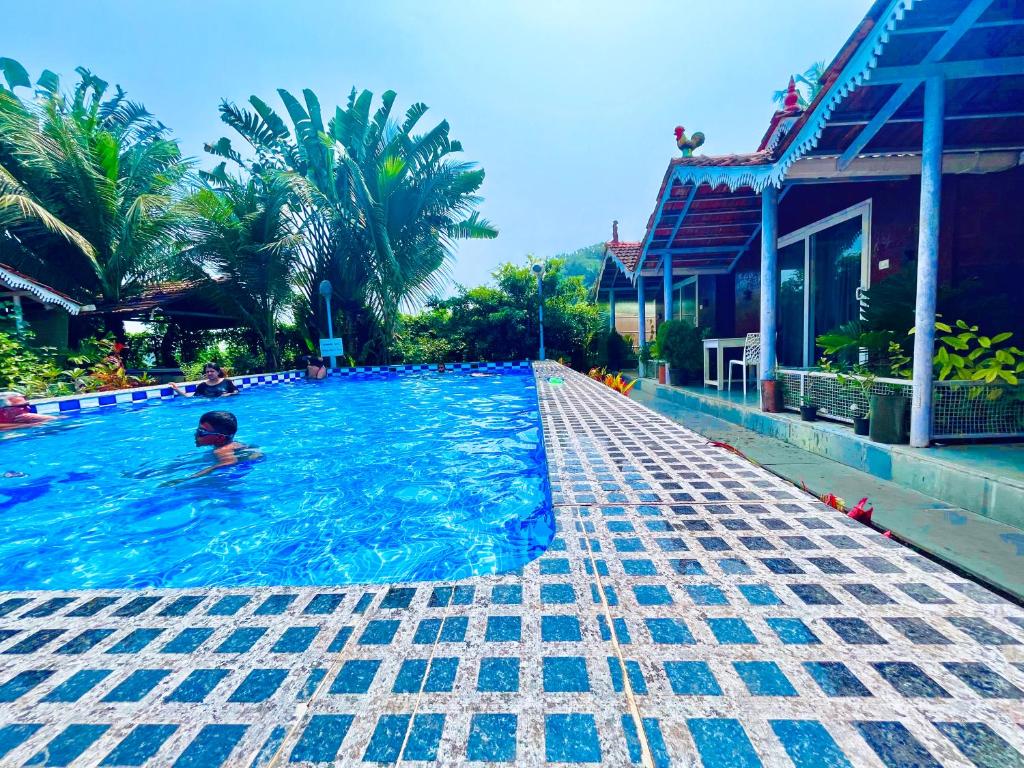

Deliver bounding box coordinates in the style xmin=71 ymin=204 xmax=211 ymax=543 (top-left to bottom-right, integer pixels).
xmin=837 ymin=0 xmax=996 ymax=171
xmin=660 ymin=183 xmax=698 ymax=254
xmin=867 ymin=57 xmax=1024 ymax=85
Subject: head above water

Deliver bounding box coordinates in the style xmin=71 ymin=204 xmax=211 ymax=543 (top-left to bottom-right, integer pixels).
xmin=195 ymin=410 xmax=238 ymax=447
xmin=0 ymin=392 xmax=28 ymax=408
xmin=203 ymin=363 xmax=224 ymax=380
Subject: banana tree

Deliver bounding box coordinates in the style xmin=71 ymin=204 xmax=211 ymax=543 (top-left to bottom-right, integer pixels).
xmin=208 ymin=85 xmax=496 ymax=361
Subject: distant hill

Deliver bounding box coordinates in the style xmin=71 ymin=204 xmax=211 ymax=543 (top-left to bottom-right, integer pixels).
xmin=552 ymin=243 xmax=604 ymax=289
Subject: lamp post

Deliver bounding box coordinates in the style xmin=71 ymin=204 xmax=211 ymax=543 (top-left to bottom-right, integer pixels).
xmin=319 ymin=279 xmax=338 ymax=368
xmin=532 ymin=262 xmax=545 ymax=361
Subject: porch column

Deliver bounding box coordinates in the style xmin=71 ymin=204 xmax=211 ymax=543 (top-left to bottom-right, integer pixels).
xmin=608 ymin=290 xmax=616 ymax=332
xmin=663 ymin=254 xmax=673 ymax=325
xmin=11 ymin=295 xmax=24 ymax=332
xmin=637 ymin=278 xmax=646 ymax=349
xmin=910 ymin=76 xmax=945 ymax=448
xmin=759 ymin=185 xmax=778 ymax=381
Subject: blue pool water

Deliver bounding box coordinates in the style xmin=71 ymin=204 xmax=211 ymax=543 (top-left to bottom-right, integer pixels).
xmin=0 ymin=370 xmax=553 ymax=589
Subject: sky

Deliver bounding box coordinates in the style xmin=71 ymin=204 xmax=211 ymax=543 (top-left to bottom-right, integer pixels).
xmin=5 ymin=0 xmax=870 ymax=291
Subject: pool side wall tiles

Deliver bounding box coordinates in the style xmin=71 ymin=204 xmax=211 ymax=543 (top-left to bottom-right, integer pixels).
xmin=27 ymin=361 xmax=531 ymax=414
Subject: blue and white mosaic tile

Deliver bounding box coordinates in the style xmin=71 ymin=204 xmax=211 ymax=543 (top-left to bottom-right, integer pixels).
xmin=1 ymin=362 xmax=1021 ymax=766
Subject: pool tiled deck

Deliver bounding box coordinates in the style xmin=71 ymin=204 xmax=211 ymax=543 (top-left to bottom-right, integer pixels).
xmin=0 ymin=362 xmax=1022 ymax=766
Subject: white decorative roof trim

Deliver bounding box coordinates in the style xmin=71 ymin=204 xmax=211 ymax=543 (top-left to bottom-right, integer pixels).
xmin=0 ymin=266 xmax=81 ymax=314
xmin=674 ymin=163 xmax=775 ymax=194
xmin=768 ymin=0 xmax=920 ymax=187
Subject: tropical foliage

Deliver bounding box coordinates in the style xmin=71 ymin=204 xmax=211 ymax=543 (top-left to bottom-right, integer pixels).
xmin=0 ymin=56 xmax=500 ymax=374
xmin=182 ymin=173 xmax=299 ymax=371
xmin=394 ymin=260 xmax=603 ymax=367
xmin=206 ymin=85 xmax=497 ymax=360
xmin=0 ymin=58 xmax=191 ymax=334
xmin=587 ymin=367 xmax=636 ymax=396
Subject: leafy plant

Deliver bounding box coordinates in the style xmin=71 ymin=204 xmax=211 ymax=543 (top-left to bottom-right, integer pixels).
xmin=598 ymin=330 xmax=632 ymax=371
xmin=656 ymin=320 xmax=702 ymax=380
xmin=928 ymin=320 xmax=1023 ymax=384
xmin=0 ymin=59 xmax=193 ymax=337
xmin=587 ymin=367 xmax=635 ymax=396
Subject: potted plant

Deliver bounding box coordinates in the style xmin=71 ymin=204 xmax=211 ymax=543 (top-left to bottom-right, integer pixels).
xmin=821 ymin=358 xmax=875 ymax=436
xmin=637 ymin=343 xmax=653 ymax=378
xmin=760 ymin=371 xmax=784 ymax=413
xmin=849 ymin=403 xmax=870 ymax=435
xmin=799 ymin=391 xmax=818 ymax=421
xmin=656 ymin=320 xmax=702 ymax=386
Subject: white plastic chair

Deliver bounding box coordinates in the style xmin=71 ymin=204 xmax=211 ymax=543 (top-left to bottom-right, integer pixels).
xmin=727 ymin=333 xmax=761 ymax=397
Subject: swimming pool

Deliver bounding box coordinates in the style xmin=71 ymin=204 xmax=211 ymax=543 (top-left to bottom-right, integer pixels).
xmin=0 ymin=369 xmax=553 ymax=589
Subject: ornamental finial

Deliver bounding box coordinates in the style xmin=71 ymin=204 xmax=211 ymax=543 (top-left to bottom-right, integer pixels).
xmin=783 ymin=77 xmax=801 ymax=114
xmin=675 ymin=125 xmax=706 ymax=157
xmin=612 ymin=220 xmax=619 ymax=243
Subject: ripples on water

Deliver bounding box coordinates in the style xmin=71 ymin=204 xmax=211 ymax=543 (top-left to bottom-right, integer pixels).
xmin=0 ymin=372 xmax=554 ymax=589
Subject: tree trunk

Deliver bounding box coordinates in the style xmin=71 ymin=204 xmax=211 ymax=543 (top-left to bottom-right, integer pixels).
xmin=159 ymin=324 xmax=178 ymax=368
xmin=104 ymin=316 xmax=127 ymax=343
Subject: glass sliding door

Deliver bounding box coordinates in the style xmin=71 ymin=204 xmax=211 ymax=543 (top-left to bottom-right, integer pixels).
xmin=776 ymin=201 xmax=870 ymax=366
xmin=810 ymin=217 xmax=864 ymax=355
xmin=777 ymin=241 xmax=806 ymax=367
xmin=676 ymin=277 xmax=697 ymax=326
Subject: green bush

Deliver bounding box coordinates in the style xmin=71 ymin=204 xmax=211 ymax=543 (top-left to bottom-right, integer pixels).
xmin=657 ymin=320 xmax=702 ymax=381
xmin=599 ymin=330 xmax=632 ymax=371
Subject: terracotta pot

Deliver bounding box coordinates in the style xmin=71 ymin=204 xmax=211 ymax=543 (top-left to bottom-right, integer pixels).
xmin=657 ymin=363 xmax=667 ymax=385
xmin=760 ymin=379 xmax=783 ymax=412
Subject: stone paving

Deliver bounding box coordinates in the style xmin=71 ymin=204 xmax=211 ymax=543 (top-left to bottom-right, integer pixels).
xmin=0 ymin=362 xmax=1022 ymax=766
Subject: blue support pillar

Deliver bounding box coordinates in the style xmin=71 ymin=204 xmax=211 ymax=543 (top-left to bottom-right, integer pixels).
xmin=663 ymin=254 xmax=673 ymax=325
xmin=759 ymin=185 xmax=778 ymax=382
xmin=608 ymin=290 xmax=616 ymax=332
xmin=637 ymin=278 xmax=646 ymax=350
xmin=910 ymin=76 xmax=945 ymax=448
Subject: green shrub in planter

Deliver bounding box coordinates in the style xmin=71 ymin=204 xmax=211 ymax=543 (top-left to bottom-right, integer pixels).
xmin=656 ymin=320 xmax=702 ymax=385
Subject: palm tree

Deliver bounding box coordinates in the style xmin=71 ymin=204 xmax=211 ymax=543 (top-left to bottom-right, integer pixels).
xmin=183 ymin=170 xmax=299 ymax=371
xmin=772 ymin=61 xmax=827 ymax=110
xmin=0 ymin=58 xmax=191 ymax=334
xmin=208 ymin=86 xmax=497 ymax=360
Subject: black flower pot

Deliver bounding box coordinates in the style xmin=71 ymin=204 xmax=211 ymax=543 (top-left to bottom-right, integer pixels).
xmin=799 ymin=405 xmax=818 ymax=422
xmin=853 ymin=416 xmax=870 ymax=436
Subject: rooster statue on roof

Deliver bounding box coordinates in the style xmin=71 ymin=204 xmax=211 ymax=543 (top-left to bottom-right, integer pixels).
xmin=675 ymin=125 xmax=705 ymax=157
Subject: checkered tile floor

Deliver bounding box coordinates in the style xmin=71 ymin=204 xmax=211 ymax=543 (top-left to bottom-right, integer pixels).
xmin=0 ymin=362 xmax=1021 ymax=766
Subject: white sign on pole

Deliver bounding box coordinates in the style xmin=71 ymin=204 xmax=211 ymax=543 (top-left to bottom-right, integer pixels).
xmin=319 ymin=338 xmax=344 ymax=358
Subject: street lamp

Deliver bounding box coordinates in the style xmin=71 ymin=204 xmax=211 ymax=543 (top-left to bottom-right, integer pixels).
xmin=532 ymin=263 xmax=545 ymax=361
xmin=319 ymin=279 xmax=338 ymax=368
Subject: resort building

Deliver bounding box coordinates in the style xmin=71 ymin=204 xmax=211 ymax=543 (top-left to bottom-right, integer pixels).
xmin=597 ymin=0 xmax=1024 ymax=447
xmin=0 ymin=262 xmax=84 ymax=347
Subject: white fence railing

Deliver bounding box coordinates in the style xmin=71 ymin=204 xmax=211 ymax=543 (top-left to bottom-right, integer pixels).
xmin=776 ymin=368 xmax=1024 ymax=440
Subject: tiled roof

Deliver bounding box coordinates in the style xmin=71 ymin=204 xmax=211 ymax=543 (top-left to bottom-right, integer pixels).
xmin=670 ymin=152 xmax=773 ymax=168
xmin=0 ymin=262 xmax=82 ymax=313
xmin=95 ymin=277 xmax=225 ymax=315
xmin=603 ymin=241 xmax=643 ymax=272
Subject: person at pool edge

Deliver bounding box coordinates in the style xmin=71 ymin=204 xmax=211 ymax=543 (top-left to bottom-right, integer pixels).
xmin=303 ymin=355 xmax=327 ymax=379
xmin=170 ymin=362 xmax=238 ymax=398
xmin=0 ymin=391 xmax=55 ymax=431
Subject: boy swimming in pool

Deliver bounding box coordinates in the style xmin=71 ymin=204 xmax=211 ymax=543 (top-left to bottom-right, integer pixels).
xmin=161 ymin=411 xmax=260 ymax=485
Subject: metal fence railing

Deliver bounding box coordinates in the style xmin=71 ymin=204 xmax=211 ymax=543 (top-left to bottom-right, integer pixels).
xmin=776 ymin=369 xmax=1024 ymax=440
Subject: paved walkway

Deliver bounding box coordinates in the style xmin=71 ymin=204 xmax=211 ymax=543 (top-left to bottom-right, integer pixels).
xmin=630 ymin=383 xmax=1024 ymax=601
xmin=0 ymin=363 xmax=1020 ymax=766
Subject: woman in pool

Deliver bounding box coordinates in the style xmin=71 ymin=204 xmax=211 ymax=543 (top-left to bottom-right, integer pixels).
xmin=0 ymin=392 xmax=55 ymax=431
xmin=170 ymin=363 xmax=239 ymax=398
xmin=304 ymin=355 xmax=327 ymax=380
